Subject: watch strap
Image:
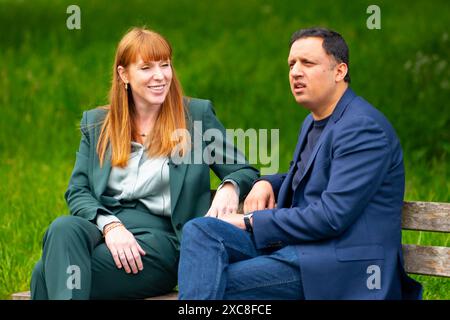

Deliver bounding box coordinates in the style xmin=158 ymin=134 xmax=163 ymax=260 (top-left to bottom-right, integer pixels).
xmin=243 ymin=213 xmax=253 ymax=233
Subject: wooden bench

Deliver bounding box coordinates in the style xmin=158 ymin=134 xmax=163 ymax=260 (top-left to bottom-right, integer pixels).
xmin=400 ymin=201 xmax=450 ymax=277
xmin=11 ymin=200 xmax=450 ymax=300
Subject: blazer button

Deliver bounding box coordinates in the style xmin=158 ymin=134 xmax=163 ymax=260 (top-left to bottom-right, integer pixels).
xmin=176 ymin=223 xmax=183 ymax=230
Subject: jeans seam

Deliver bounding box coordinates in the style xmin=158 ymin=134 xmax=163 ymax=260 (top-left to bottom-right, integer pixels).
xmin=210 ymin=241 xmax=226 ymax=299
xmin=226 ymin=277 xmax=301 ymax=295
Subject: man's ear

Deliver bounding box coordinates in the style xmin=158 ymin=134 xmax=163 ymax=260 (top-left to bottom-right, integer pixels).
xmin=335 ymin=62 xmax=348 ymax=82
xmin=117 ymin=65 xmax=128 ymax=84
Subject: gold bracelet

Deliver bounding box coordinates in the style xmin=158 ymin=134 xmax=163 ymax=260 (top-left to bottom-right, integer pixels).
xmin=103 ymin=222 xmax=123 ymax=237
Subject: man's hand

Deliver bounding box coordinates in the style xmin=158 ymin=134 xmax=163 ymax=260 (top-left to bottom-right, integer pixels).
xmin=243 ymin=180 xmax=276 ymax=213
xmin=104 ymin=224 xmax=146 ymax=274
xmin=205 ymin=182 xmax=239 ymax=218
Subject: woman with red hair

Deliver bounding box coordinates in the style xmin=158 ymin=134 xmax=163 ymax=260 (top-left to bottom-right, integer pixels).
xmin=30 ymin=27 xmax=258 ymax=299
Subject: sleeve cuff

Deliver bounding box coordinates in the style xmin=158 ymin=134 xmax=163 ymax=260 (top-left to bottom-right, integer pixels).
xmin=96 ymin=214 xmax=121 ymax=232
xmin=217 ymin=179 xmax=240 ymax=197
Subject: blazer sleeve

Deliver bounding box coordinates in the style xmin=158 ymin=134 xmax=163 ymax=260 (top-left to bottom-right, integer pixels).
xmin=64 ymin=111 xmax=113 ymax=221
xmin=202 ymin=100 xmax=260 ymax=201
xmin=252 ymin=116 xmax=391 ymax=248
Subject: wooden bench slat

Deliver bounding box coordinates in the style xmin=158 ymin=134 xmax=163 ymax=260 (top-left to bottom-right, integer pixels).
xmin=402 ymin=201 xmax=450 ymax=232
xmin=11 ymin=291 xmax=30 ymax=300
xmin=145 ymin=291 xmax=178 ymax=300
xmin=11 ymin=290 xmax=178 ymax=300
xmin=402 ymin=244 xmax=450 ymax=277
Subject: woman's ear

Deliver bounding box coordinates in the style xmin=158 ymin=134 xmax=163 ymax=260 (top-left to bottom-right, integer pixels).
xmin=117 ymin=65 xmax=128 ymax=84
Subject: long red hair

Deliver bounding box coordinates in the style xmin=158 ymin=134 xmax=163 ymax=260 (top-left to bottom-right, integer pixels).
xmin=97 ymin=27 xmax=188 ymax=167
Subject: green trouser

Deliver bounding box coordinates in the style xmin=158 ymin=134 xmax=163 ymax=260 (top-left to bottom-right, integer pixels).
xmin=31 ymin=203 xmax=179 ymax=299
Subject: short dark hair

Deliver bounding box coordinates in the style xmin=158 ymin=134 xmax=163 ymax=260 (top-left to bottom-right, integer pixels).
xmin=290 ymin=27 xmax=350 ymax=83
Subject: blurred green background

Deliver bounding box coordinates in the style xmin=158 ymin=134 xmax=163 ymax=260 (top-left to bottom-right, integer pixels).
xmin=0 ymin=0 xmax=448 ymax=299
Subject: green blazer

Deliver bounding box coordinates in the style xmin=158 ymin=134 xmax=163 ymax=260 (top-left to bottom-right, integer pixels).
xmin=64 ymin=98 xmax=259 ymax=240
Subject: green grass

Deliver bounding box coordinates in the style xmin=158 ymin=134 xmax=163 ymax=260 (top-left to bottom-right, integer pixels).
xmin=0 ymin=0 xmax=449 ymax=299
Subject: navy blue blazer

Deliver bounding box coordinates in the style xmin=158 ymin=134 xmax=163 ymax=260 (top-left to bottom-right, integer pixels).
xmin=253 ymin=88 xmax=422 ymax=299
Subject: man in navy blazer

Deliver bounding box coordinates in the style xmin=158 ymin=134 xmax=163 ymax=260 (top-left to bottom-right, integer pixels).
xmin=178 ymin=27 xmax=423 ymax=299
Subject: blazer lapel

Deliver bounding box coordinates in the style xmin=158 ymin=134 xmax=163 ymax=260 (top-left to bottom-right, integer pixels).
xmin=288 ymin=116 xmax=314 ymax=185
xmin=295 ymin=118 xmax=334 ymax=185
xmin=292 ymin=116 xmax=314 ymax=166
xmin=277 ymin=116 xmax=313 ymax=207
xmin=169 ymin=160 xmax=188 ymax=216
xmin=93 ymin=145 xmax=112 ymax=199
xmin=294 ymin=87 xmax=357 ymax=187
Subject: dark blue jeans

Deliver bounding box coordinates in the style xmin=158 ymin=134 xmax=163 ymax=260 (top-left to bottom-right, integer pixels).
xmin=178 ymin=217 xmax=304 ymax=300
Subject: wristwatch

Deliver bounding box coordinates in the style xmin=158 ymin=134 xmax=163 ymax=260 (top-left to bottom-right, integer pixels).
xmin=243 ymin=212 xmax=254 ymax=233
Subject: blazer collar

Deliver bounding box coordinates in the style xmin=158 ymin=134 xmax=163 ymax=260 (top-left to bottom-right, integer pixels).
xmin=330 ymin=87 xmax=356 ymax=123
